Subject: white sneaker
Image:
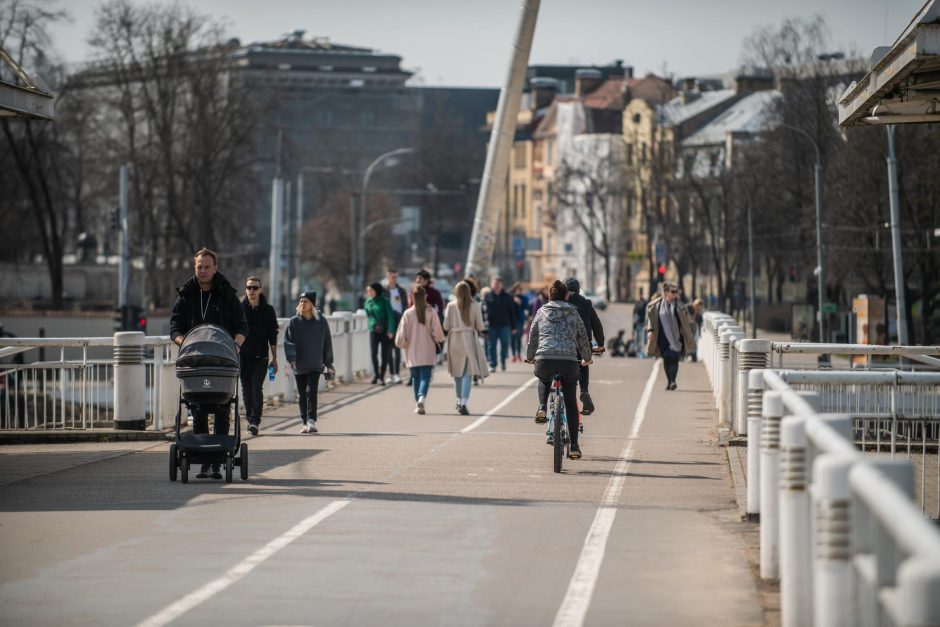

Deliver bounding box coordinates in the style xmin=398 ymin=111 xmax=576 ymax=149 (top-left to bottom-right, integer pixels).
xmin=392 ymin=374 xmax=402 ymax=384
xmin=415 ymin=401 xmax=425 ymax=415
xmin=309 ymin=421 xmax=318 ymax=433
xmin=300 ymin=423 xmax=310 ymax=434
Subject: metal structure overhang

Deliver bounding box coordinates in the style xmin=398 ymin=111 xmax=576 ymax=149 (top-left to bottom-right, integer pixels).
xmin=838 ymin=0 xmax=940 ymax=127
xmin=0 ymin=46 xmax=55 ymax=120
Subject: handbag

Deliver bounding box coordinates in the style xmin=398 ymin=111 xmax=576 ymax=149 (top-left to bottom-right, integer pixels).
xmin=374 ymin=322 xmax=386 ymax=334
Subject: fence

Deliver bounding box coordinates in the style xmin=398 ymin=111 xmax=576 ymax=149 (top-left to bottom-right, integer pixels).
xmin=0 ymin=311 xmax=372 ymax=431
xmin=700 ymin=311 xmax=940 ymax=627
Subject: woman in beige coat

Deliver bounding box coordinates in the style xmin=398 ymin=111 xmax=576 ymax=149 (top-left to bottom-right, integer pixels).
xmin=444 ymin=281 xmax=489 ymax=415
xmin=395 ymin=285 xmax=445 ymax=414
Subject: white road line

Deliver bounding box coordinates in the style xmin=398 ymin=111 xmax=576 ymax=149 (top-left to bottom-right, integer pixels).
xmin=136 ymin=499 xmax=351 ymax=627
xmin=460 ymin=377 xmax=538 ymax=433
xmin=552 ymin=359 xmax=660 ymax=627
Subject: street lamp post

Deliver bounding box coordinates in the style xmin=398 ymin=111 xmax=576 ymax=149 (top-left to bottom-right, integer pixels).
xmin=742 ymin=186 xmax=756 ymax=339
xmin=357 ymin=148 xmax=414 ymax=291
xmin=778 ymin=123 xmax=825 ymax=343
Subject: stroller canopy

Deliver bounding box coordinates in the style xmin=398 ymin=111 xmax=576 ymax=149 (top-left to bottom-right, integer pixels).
xmin=176 ymin=324 xmax=238 ymax=369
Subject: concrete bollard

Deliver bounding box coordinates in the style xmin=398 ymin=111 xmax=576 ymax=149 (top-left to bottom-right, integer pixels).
xmin=746 ymin=369 xmax=764 ymax=517
xmin=113 ymin=332 xmax=146 ymax=430
xmin=812 ymin=454 xmax=856 ymax=627
xmin=336 ymin=312 xmax=354 ymax=384
xmin=779 ymin=415 xmax=811 ymax=627
xmin=735 ymin=339 xmax=771 ymax=436
xmin=849 ymin=458 xmax=915 ymax=627
xmin=719 ymin=328 xmax=743 ymax=428
xmin=712 ymin=318 xmax=735 ymax=405
xmin=760 ymin=390 xmax=784 ymax=580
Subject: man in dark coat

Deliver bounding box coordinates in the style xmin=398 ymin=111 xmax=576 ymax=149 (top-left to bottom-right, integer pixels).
xmin=564 ymin=277 xmax=605 ymax=415
xmin=170 ymin=248 xmax=248 ymax=479
xmin=240 ymin=276 xmax=279 ymax=436
xmin=483 ymin=276 xmax=518 ymax=371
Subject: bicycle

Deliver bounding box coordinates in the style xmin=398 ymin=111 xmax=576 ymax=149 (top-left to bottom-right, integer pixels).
xmin=547 ymin=374 xmax=571 ymax=473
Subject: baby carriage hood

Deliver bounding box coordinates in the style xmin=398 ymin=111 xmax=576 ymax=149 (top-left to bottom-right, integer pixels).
xmin=176 ymin=324 xmax=239 ymax=369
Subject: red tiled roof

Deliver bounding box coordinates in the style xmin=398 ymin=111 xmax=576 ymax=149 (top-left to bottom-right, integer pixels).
xmin=583 ymin=77 xmax=631 ymax=110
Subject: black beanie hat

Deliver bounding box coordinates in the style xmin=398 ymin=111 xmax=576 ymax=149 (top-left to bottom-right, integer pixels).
xmin=565 ymin=277 xmax=581 ymax=294
xmin=299 ymin=290 xmax=317 ymax=304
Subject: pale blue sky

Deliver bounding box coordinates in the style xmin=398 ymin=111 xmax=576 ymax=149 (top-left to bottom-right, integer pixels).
xmin=48 ymin=0 xmax=923 ymax=86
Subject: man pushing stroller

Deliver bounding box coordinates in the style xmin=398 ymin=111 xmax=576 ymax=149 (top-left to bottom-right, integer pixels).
xmin=170 ymin=248 xmax=247 ymax=479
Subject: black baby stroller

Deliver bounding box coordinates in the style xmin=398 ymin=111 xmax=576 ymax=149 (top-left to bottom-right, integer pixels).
xmin=169 ymin=323 xmax=248 ymax=483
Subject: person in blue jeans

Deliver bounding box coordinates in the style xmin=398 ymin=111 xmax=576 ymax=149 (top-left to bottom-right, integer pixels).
xmin=483 ymin=276 xmax=518 ymax=371
xmin=394 ymin=285 xmax=445 ymax=414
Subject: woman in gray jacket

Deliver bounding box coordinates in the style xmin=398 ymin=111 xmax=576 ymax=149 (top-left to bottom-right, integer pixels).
xmin=285 ymin=291 xmax=333 ymax=434
xmin=526 ymin=280 xmax=592 ymax=458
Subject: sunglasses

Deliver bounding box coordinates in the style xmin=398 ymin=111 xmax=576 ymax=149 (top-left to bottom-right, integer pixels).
xmin=668 ymin=289 xmax=678 ymax=294
xmin=245 ymin=286 xmax=261 ymax=291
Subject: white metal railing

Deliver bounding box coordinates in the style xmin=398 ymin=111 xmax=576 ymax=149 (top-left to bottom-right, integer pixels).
xmin=700 ymin=311 xmax=940 ymax=627
xmin=0 ymin=310 xmax=372 ymax=431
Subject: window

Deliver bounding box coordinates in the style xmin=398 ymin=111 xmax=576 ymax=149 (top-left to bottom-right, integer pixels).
xmin=546 ymin=137 xmax=554 ymax=166
xmin=627 ymin=194 xmax=635 ymax=217
xmin=361 ymin=110 xmax=374 ymax=126
xmin=626 ymin=144 xmax=634 ymax=166
xmin=641 ymin=143 xmax=647 ymax=163
xmin=512 ymin=184 xmax=519 ymax=220
xmin=521 ymin=184 xmax=527 ymax=220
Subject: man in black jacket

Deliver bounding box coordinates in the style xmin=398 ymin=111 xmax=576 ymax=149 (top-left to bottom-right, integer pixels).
xmin=483 ymin=276 xmax=518 ymax=371
xmin=240 ymin=276 xmax=279 ymax=436
xmin=170 ymin=248 xmax=248 ymax=479
xmin=565 ymin=277 xmax=605 ymax=415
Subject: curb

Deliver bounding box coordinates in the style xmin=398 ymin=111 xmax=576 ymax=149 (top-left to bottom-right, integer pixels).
xmin=0 ymin=430 xmax=172 ymax=444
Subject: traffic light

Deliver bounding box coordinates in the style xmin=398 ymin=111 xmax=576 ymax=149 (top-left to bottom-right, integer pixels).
xmin=657 ymin=263 xmax=666 ymax=278
xmin=789 ymin=266 xmax=797 ymax=282
xmin=110 ymin=207 xmax=120 ymax=231
xmin=113 ymin=304 xmax=146 ymax=332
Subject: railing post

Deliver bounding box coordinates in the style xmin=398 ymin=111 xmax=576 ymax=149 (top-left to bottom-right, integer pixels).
xmin=736 ymin=339 xmax=771 ymax=436
xmin=761 ymin=390 xmax=784 ymax=580
xmin=339 ymin=312 xmax=354 ymax=384
xmin=113 ymin=332 xmax=146 ymax=430
xmin=898 ymin=558 xmax=940 ymax=627
xmin=747 ymin=369 xmax=764 ymax=518
xmin=779 ymin=415 xmax=811 ymax=627
xmin=712 ymin=319 xmax=735 ymax=407
xmin=719 ymin=327 xmax=743 ymax=429
xmin=152 ymin=343 xmax=163 ymax=431
xmin=813 ymin=454 xmax=856 ymax=627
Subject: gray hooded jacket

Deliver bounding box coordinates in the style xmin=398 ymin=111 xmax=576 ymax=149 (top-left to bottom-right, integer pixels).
xmin=526 ymin=300 xmax=592 ymax=362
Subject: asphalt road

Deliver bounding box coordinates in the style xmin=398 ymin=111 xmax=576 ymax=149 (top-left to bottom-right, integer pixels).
xmin=0 ymin=305 xmax=764 ymax=626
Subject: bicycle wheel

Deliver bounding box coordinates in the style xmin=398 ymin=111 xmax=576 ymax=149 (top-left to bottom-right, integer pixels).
xmin=553 ymin=392 xmax=564 ymax=473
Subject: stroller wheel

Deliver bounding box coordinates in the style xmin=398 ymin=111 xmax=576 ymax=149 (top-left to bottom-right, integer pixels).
xmin=169 ymin=444 xmax=178 ymax=482
xmin=180 ymin=454 xmax=189 ymax=484
xmin=239 ymin=443 xmax=248 ymax=481
xmin=225 ymin=454 xmax=234 ymax=483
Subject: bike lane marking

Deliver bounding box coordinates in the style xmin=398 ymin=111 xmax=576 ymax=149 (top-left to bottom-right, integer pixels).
xmin=134 ymin=374 xmax=539 ymax=625
xmin=135 ymin=499 xmax=351 ymax=627
xmin=459 ymin=376 xmax=538 ymax=433
xmin=552 ymin=359 xmax=660 ymax=627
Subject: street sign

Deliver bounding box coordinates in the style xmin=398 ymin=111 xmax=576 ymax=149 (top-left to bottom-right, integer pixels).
xmin=821 ymin=302 xmax=838 ymax=315
xmin=655 ymin=242 xmax=667 ymax=265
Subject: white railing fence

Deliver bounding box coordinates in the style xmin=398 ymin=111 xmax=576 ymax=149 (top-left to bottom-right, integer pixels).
xmin=0 ymin=310 xmax=372 ymax=431
xmin=700 ymin=311 xmax=940 ymax=627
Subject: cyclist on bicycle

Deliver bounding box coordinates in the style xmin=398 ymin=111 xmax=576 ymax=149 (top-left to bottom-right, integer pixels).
xmin=526 ymin=280 xmax=592 ymax=459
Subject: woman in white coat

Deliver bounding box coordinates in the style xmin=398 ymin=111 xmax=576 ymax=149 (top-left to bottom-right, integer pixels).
xmin=443 ymin=281 xmax=489 ymax=415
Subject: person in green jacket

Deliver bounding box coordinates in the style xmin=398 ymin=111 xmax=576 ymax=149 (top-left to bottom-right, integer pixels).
xmin=365 ymin=282 xmax=395 ymax=385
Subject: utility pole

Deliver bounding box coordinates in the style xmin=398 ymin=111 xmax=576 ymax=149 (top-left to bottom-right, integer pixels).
xmin=886 ymin=124 xmax=909 ymax=345
xmin=296 ymin=173 xmax=304 ymax=291
xmin=119 ymin=164 xmax=129 ymax=310
xmin=465 ymin=0 xmax=540 ymax=280
xmin=269 ymin=130 xmax=285 ymax=316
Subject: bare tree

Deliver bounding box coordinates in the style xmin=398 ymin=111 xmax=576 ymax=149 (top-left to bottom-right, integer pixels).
xmin=553 ymin=135 xmax=626 ymax=300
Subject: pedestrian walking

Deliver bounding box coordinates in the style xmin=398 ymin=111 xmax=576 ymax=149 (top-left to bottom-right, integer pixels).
xmin=510 ymin=282 xmax=529 ymax=362
xmin=483 ymin=276 xmax=517 ymax=371
xmin=465 ymin=276 xmax=486 ymax=387
xmin=170 ymin=248 xmax=248 ymax=479
xmin=410 ymin=268 xmax=445 ymax=319
xmin=284 ymin=292 xmax=334 ymax=433
xmin=385 ymin=268 xmax=408 ymax=384
xmin=364 ymin=282 xmax=395 ymax=385
xmin=240 ymin=276 xmax=279 ymax=436
xmin=564 ymin=277 xmax=605 ymax=415
xmin=395 ymin=285 xmax=445 ymax=415
xmin=633 ymin=288 xmax=649 ymax=358
xmin=646 ymin=282 xmax=696 ymax=390
xmin=444 ymin=281 xmax=489 ymax=415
